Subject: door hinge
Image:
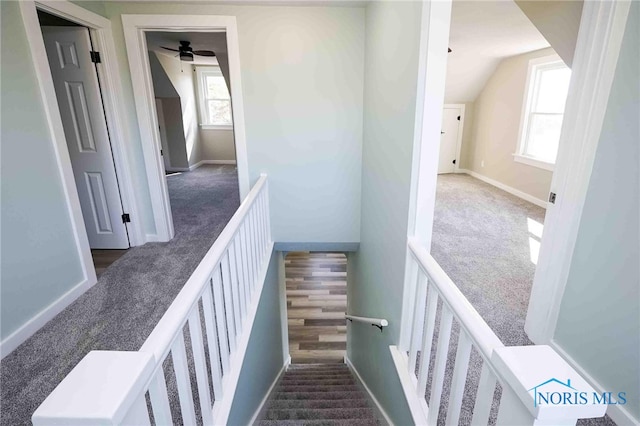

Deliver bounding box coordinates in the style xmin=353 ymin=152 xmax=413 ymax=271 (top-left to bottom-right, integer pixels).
xmin=548 ymin=192 xmax=557 ymax=204
xmin=122 ymin=213 xmax=131 ymax=223
xmin=160 ymin=149 xmax=163 ymax=156
xmin=453 ymin=159 xmax=456 ymax=165
xmin=90 ymin=51 xmax=101 ymax=63
xmin=457 ymin=115 xmax=461 ymax=121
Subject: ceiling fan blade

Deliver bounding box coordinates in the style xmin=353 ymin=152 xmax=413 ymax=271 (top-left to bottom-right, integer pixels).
xmin=161 ymin=46 xmax=180 ymax=52
xmin=193 ymin=50 xmax=216 ymax=57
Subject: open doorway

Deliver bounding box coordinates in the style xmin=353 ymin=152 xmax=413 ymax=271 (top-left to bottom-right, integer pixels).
xmin=431 ymin=0 xmax=573 ymax=346
xmin=284 ymin=252 xmax=347 ymax=364
xmin=122 ymin=15 xmax=251 ymax=243
xmin=143 ymin=30 xmax=240 ymax=241
xmin=37 ymin=10 xmax=130 ymax=276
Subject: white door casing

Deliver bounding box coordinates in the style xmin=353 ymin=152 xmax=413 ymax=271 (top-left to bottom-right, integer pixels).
xmin=438 ymin=108 xmax=461 ymax=174
xmin=42 ymin=26 xmax=129 ymax=249
xmin=122 ymin=15 xmax=251 ymax=243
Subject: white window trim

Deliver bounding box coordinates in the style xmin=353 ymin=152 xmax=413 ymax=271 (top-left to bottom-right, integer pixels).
xmin=514 ymin=54 xmax=566 ymax=171
xmin=195 ymin=66 xmax=233 ymax=128
xmin=513 ymin=153 xmax=555 ymax=171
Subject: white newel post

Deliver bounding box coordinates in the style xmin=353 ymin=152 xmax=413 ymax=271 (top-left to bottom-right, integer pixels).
xmin=32 ymin=351 xmax=155 ymax=425
xmin=492 ymin=345 xmax=607 ymax=426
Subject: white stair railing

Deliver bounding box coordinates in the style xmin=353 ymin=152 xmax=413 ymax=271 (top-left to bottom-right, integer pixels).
xmin=392 ymin=236 xmax=607 ymax=426
xmin=32 ymin=174 xmax=273 ymax=426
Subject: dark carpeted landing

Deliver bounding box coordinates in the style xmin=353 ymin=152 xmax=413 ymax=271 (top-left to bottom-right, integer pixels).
xmin=259 ymin=364 xmax=382 ymax=425
xmin=0 ymin=165 xmax=240 ymax=425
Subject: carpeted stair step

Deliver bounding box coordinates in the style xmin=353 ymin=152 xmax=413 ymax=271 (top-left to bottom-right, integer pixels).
xmin=286 ymin=371 xmax=351 ymax=378
xmin=258 ymin=419 xmax=380 ymax=426
xmin=285 ymin=369 xmax=350 ymax=375
xmin=280 ymin=378 xmax=356 ymax=386
xmin=260 ymin=363 xmax=383 ymax=425
xmin=265 ymin=407 xmax=376 ymax=420
xmin=268 ymin=399 xmax=371 ymax=410
xmin=273 ymin=391 xmax=364 ymax=400
xmin=277 ymin=384 xmax=361 ymax=393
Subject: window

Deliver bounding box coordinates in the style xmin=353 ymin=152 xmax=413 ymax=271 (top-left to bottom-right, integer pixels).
xmin=515 ymin=56 xmax=571 ymax=170
xmin=196 ymin=67 xmax=232 ymax=128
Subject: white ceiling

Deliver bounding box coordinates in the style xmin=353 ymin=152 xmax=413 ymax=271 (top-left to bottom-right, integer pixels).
xmin=445 ymin=0 xmax=550 ymax=103
xmin=145 ymin=31 xmax=227 ymax=65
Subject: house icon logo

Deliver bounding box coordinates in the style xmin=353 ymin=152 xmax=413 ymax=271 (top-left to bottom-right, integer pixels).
xmin=528 ymin=378 xmax=576 ymax=407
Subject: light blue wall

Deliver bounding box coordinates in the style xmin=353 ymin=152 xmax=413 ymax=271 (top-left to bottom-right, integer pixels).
xmin=101 ymin=2 xmax=365 ymax=244
xmin=0 ymin=1 xmax=85 ymax=340
xmin=227 ymin=250 xmax=285 ymax=425
xmin=554 ymin=2 xmax=640 ymax=421
xmin=347 ymin=1 xmax=423 ymax=424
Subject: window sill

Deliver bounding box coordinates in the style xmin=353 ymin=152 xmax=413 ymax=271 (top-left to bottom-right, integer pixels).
xmin=513 ymin=154 xmax=555 ymax=171
xmin=200 ymin=124 xmax=233 ymax=130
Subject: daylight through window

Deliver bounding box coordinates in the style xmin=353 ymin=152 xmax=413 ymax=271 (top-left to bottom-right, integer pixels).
xmin=517 ymin=57 xmax=571 ymax=168
xmin=198 ymin=67 xmax=232 ymax=127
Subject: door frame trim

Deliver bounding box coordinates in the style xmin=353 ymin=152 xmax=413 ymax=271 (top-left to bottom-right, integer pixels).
xmin=121 ymin=14 xmax=251 ymax=242
xmin=401 ymin=0 xmax=632 ymax=361
xmin=524 ymin=0 xmax=632 ymax=346
xmin=3 ymin=1 xmax=142 ymax=357
xmin=443 ymin=103 xmax=465 ymax=173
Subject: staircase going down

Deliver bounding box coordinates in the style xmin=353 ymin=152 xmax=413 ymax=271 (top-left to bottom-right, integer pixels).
xmin=258 ymin=364 xmax=383 ymax=425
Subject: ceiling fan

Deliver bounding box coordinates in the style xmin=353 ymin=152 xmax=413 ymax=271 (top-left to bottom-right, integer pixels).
xmin=161 ymin=40 xmax=215 ymax=62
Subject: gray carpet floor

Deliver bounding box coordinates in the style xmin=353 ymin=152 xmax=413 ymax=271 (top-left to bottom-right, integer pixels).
xmin=426 ymin=174 xmax=614 ymax=426
xmin=431 ymin=173 xmax=544 ymax=347
xmin=0 ymin=165 xmax=240 ymax=426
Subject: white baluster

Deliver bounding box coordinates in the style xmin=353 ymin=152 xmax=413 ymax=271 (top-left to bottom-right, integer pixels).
xmin=228 ymin=242 xmax=243 ymax=334
xmin=211 ymin=269 xmax=230 ymax=373
xmin=257 ymin=192 xmax=266 ymax=255
xmin=264 ymin=180 xmax=272 ymax=243
xmin=417 ymin=284 xmax=439 ymax=396
xmin=427 ymin=307 xmax=453 ymax=425
xmin=240 ymin=222 xmax=253 ymax=294
xmin=220 ymin=253 xmax=237 ymax=353
xmin=471 ymin=362 xmax=497 ymax=426
xmin=232 ymin=237 xmax=247 ymax=321
xmin=408 ymin=273 xmax=427 ymax=378
xmin=148 ymin=368 xmax=173 ymax=425
xmin=188 ymin=309 xmax=214 ymax=425
xmin=201 ymin=285 xmax=223 ymax=401
xmin=248 ymin=208 xmax=258 ymax=283
xmin=171 ymin=334 xmax=197 ymax=426
xmin=445 ymin=330 xmax=472 ymax=425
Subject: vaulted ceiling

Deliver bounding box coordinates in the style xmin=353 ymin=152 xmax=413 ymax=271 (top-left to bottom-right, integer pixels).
xmin=445 ymin=0 xmax=550 ymax=103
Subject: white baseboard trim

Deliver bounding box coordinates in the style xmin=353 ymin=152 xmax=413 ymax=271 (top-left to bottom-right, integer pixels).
xmin=189 ymin=160 xmax=237 ymax=171
xmin=249 ymin=355 xmax=291 ymax=425
xmin=550 ymin=340 xmax=639 ymax=426
xmin=458 ymin=169 xmax=548 ymax=209
xmin=145 ymin=233 xmax=160 ymax=243
xmin=0 ymin=277 xmax=96 ymax=359
xmin=346 ymin=355 xmax=394 ymax=426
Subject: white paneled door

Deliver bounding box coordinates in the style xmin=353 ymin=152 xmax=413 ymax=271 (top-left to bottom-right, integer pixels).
xmin=438 ymin=107 xmax=462 ymax=174
xmin=42 ymin=27 xmax=129 ymax=249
